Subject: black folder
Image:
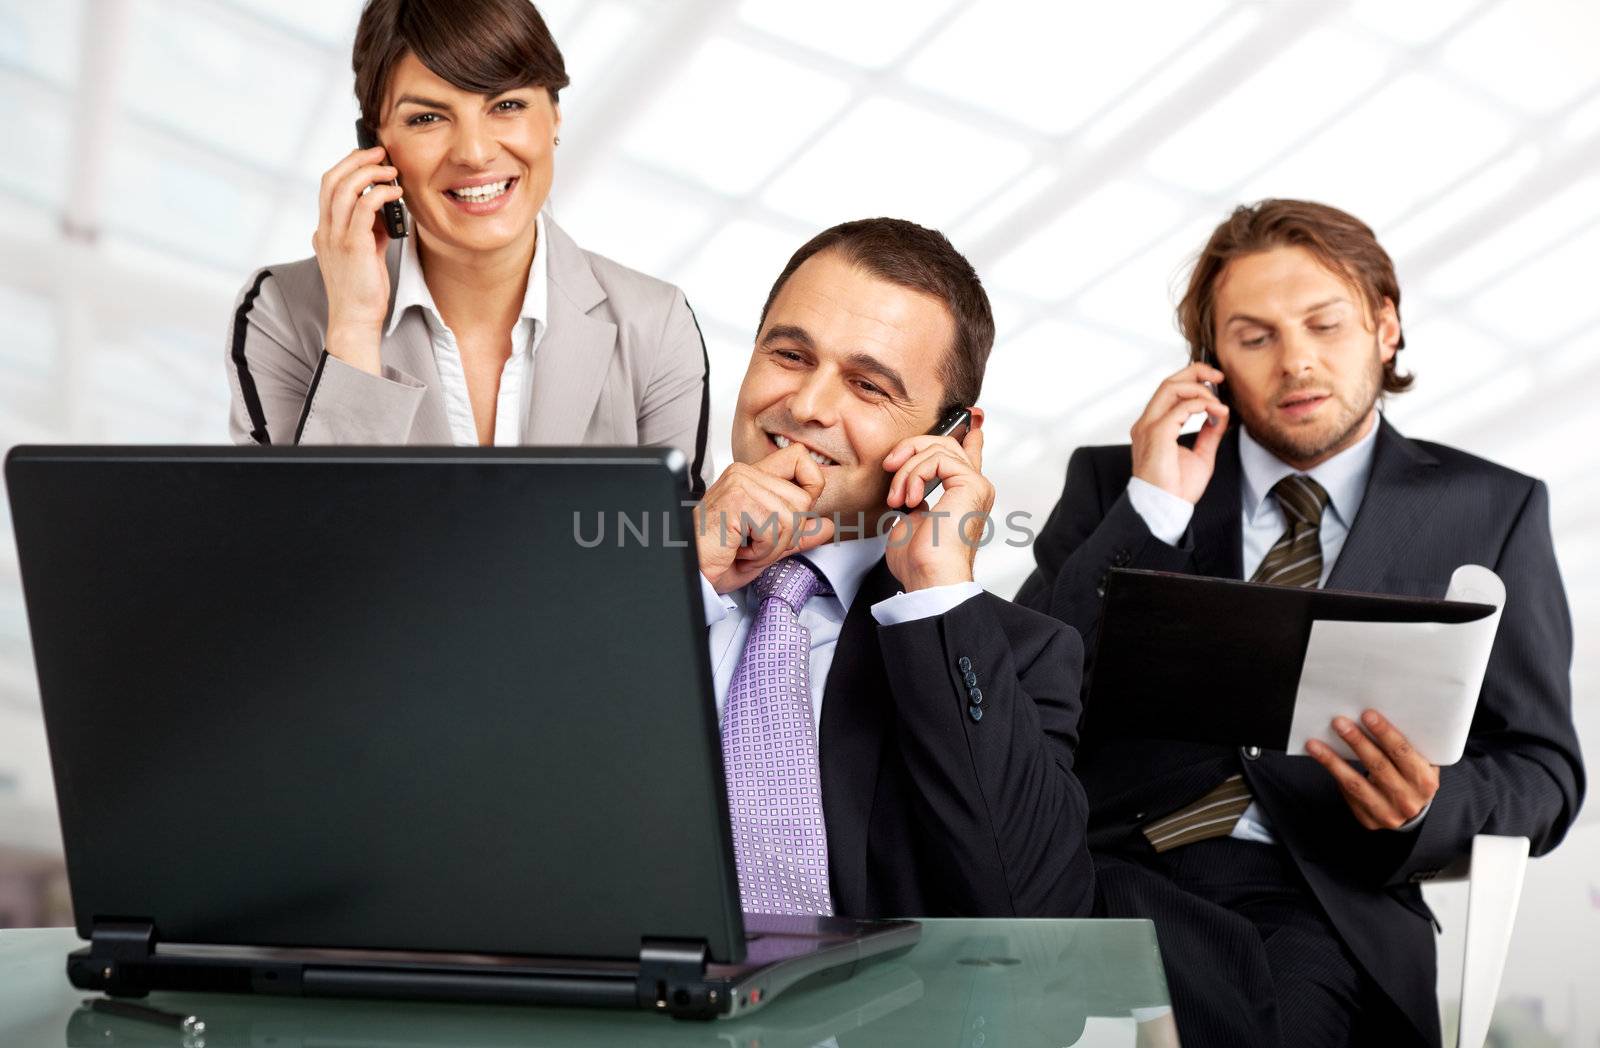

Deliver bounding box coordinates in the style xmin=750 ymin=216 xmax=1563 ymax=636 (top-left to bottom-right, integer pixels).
xmin=1085 ymin=568 xmax=1496 ymax=751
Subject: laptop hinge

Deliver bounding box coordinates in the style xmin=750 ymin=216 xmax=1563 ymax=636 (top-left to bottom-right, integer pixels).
xmin=90 ymin=920 xmax=156 ymax=961
xmin=636 ymin=938 xmax=715 ymax=1019
xmin=81 ymin=919 xmax=157 ymax=997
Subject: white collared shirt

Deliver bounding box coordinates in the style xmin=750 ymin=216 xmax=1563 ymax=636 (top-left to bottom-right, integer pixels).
xmin=386 ymin=212 xmax=550 ymax=446
xmin=1125 ymin=417 xmax=1426 ymax=842
xmin=699 ymin=535 xmax=983 ymax=730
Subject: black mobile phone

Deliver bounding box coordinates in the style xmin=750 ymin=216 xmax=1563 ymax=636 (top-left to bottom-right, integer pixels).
xmin=1198 ymin=348 xmax=1229 ymax=418
xmin=354 ymin=120 xmax=409 ymax=240
xmin=920 ymin=406 xmax=973 ymax=500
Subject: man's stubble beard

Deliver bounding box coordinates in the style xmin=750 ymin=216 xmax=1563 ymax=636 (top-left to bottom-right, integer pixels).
xmin=1236 ymin=342 xmax=1384 ymax=466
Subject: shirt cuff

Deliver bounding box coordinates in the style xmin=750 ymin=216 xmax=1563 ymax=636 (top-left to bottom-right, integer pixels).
xmin=870 ymin=581 xmax=984 ymax=626
xmin=1394 ymin=800 xmax=1432 ymax=833
xmin=700 ymin=572 xmax=738 ymax=627
xmin=1125 ymin=477 xmax=1195 ymax=546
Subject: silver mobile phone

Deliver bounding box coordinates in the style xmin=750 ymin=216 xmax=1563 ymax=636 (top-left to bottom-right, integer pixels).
xmin=921 ymin=406 xmax=974 ymax=500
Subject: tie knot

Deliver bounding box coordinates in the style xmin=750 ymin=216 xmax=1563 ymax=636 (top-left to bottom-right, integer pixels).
xmin=1272 ymin=474 xmax=1331 ymax=528
xmin=753 ymin=557 xmax=832 ymax=613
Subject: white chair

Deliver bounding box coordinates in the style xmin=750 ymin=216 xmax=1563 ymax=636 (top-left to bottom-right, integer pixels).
xmin=1427 ymin=834 xmax=1530 ymax=1048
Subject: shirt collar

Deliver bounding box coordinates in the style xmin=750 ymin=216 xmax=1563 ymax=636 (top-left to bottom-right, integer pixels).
xmin=523 ymin=210 xmax=549 ymax=334
xmin=791 ymin=533 xmax=891 ymax=613
xmin=386 ymin=210 xmax=550 ymax=338
xmin=386 ymin=229 xmax=431 ymax=337
xmin=1238 ymin=414 xmax=1380 ymax=529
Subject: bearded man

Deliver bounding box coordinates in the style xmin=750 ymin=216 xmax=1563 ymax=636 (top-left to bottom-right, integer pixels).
xmin=1017 ymin=199 xmax=1583 ymax=1048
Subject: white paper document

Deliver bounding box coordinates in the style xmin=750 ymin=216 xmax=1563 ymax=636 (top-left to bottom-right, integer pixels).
xmin=1286 ymin=565 xmax=1504 ymax=766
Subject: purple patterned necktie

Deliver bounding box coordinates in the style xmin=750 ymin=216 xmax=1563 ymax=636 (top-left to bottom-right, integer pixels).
xmin=721 ymin=557 xmax=834 ymax=916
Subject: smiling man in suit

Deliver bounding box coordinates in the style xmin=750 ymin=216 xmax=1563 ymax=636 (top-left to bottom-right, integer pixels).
xmin=695 ymin=217 xmax=1094 ymax=921
xmin=1016 ymin=199 xmax=1584 ymax=1047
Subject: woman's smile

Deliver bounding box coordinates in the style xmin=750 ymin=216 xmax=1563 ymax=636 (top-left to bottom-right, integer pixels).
xmin=443 ymin=175 xmax=520 ymax=215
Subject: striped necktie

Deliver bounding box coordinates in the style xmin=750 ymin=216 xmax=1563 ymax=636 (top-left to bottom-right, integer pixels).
xmin=1250 ymin=474 xmax=1332 ymax=588
xmin=1141 ymin=474 xmax=1331 ymax=853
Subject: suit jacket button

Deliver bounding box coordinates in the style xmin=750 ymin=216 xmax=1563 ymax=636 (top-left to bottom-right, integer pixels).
xmin=1243 ymin=745 xmax=1262 ymax=760
xmin=968 ymin=687 xmax=983 ymax=705
xmin=1112 ymin=548 xmax=1131 ymax=566
xmin=957 ymin=656 xmax=973 ymax=673
xmin=1134 ymin=811 xmax=1146 ymax=821
xmin=968 ymin=705 xmax=983 ymax=723
xmin=963 ymin=670 xmax=978 ymax=688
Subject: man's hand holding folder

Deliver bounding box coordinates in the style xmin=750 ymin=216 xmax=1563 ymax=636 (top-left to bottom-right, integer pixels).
xmin=1086 ymin=565 xmax=1503 ymax=827
xmin=1306 ymin=710 xmax=1440 ymax=831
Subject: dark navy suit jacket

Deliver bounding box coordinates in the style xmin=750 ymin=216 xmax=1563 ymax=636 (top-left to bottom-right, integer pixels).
xmin=1016 ymin=418 xmax=1584 ymax=1045
xmin=820 ymin=559 xmax=1096 ymax=920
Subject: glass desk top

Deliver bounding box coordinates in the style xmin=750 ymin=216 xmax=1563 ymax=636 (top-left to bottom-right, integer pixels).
xmin=0 ymin=920 xmax=1176 ymax=1048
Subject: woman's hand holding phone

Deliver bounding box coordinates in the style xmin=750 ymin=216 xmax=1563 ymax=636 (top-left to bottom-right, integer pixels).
xmin=311 ymin=145 xmax=405 ymax=376
xmin=1129 ymin=362 xmax=1229 ymax=504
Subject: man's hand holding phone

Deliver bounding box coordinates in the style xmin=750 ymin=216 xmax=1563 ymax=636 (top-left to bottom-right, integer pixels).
xmin=695 ymin=443 xmax=838 ymax=595
xmin=881 ymin=412 xmax=993 ymax=592
xmin=311 ymin=144 xmax=406 ymax=377
xmin=1130 ymin=362 xmax=1230 ymax=504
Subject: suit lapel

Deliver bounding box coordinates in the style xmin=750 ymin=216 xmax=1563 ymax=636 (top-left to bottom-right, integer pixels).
xmin=375 ymin=239 xmax=458 ymax=445
xmin=818 ymin=557 xmax=900 ymax=915
xmin=1190 ymin=425 xmax=1244 ymax=580
xmin=524 ymin=216 xmax=619 ymax=444
xmin=1325 ymin=417 xmax=1442 ymax=592
xmin=384 ymin=311 xmax=453 ymax=444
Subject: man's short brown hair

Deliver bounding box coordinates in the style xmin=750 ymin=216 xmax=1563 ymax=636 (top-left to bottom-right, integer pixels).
xmin=1177 ymin=199 xmax=1414 ymax=395
xmin=352 ymin=0 xmax=570 ymax=130
xmin=758 ymin=218 xmax=995 ymax=413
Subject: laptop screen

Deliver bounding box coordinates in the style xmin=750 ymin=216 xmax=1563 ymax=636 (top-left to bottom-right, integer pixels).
xmin=7 ymin=446 xmax=745 ymax=965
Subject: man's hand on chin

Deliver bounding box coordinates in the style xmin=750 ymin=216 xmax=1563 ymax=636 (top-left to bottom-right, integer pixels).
xmin=881 ymin=420 xmax=994 ymax=592
xmin=694 ymin=442 xmax=837 ymax=595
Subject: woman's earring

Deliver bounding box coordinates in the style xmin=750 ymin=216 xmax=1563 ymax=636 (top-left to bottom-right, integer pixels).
xmin=554 ymin=135 xmax=561 ymax=146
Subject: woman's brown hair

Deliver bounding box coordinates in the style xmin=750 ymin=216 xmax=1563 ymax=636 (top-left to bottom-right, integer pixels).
xmin=352 ymin=0 xmax=569 ymax=129
xmin=1177 ymin=199 xmax=1413 ymax=395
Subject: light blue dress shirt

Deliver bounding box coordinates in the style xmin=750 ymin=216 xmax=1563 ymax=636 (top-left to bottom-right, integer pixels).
xmin=1126 ymin=418 xmax=1423 ymax=842
xmin=699 ymin=535 xmax=983 ymax=730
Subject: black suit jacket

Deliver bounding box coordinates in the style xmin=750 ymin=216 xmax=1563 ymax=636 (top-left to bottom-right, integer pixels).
xmin=815 ymin=557 xmax=1095 ymax=920
xmin=1015 ymin=419 xmax=1584 ymax=1044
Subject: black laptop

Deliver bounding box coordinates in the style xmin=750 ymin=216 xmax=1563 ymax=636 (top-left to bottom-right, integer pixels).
xmin=5 ymin=445 xmax=918 ymax=1020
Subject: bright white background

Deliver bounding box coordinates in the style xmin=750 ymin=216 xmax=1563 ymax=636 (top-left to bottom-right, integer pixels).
xmin=0 ymin=0 xmax=1596 ymax=1040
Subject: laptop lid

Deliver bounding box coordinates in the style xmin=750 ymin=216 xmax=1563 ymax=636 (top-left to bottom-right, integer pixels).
xmin=6 ymin=445 xmax=745 ymax=965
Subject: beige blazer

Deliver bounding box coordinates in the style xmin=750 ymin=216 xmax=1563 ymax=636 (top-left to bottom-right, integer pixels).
xmin=225 ymin=215 xmax=711 ymax=492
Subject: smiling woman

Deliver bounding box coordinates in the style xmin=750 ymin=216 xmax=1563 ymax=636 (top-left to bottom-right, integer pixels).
xmin=224 ymin=0 xmax=711 ymax=492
